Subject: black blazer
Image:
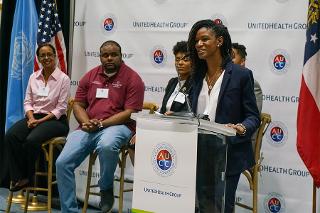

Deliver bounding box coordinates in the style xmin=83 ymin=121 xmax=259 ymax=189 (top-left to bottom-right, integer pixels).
xmin=160 ymin=77 xmax=192 ymax=114
xmin=190 ymin=62 xmax=260 ymax=175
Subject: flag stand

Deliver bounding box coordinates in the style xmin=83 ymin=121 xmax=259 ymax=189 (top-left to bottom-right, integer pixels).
xmin=313 ymin=182 xmax=317 ymax=213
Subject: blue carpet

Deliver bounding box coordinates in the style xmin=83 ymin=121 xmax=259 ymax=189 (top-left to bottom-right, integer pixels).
xmin=0 ymin=188 xmax=102 ymax=212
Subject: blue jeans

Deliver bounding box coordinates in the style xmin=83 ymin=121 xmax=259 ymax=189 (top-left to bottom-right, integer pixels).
xmin=56 ymin=125 xmax=132 ymax=213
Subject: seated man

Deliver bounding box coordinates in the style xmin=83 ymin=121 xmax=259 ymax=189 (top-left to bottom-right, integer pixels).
xmin=231 ymin=42 xmax=263 ymax=113
xmin=232 ymin=42 xmax=263 ymax=150
xmin=56 ymin=40 xmax=144 ymax=213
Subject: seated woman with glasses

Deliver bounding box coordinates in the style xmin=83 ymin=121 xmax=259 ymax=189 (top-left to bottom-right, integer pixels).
xmin=159 ymin=41 xmax=192 ymax=115
xmin=5 ymin=43 xmax=70 ymax=192
xmin=128 ymin=41 xmax=192 ymax=163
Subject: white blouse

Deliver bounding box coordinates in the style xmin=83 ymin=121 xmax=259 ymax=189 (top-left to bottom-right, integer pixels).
xmin=197 ymin=71 xmax=225 ymax=121
xmin=166 ymin=80 xmax=186 ymax=112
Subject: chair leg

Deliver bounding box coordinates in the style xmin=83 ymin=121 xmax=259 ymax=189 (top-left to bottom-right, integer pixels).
xmin=253 ymin=167 xmax=258 ymax=213
xmin=119 ymin=149 xmax=127 ymax=213
xmin=47 ymin=143 xmax=54 ymax=213
xmin=82 ymin=153 xmax=95 ymax=213
xmin=6 ymin=183 xmax=14 ymax=213
xmin=128 ymin=148 xmax=135 ymax=166
xmin=23 ymin=189 xmax=30 ymax=213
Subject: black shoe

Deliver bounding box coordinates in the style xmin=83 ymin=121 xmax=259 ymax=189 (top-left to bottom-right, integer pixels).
xmin=99 ymin=188 xmax=114 ymax=213
xmin=9 ymin=179 xmax=29 ymax=192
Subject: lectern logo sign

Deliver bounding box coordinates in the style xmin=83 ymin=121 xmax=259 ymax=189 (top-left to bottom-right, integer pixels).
xmin=151 ymin=143 xmax=177 ymax=177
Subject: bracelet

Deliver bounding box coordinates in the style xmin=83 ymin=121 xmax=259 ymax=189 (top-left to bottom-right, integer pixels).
xmin=98 ymin=121 xmax=104 ymax=129
xmin=236 ymin=123 xmax=246 ymax=136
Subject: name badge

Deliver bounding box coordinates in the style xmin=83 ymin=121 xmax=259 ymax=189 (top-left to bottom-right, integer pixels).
xmin=37 ymin=86 xmax=49 ymax=97
xmin=96 ymin=88 xmax=109 ymax=98
xmin=175 ymin=92 xmax=186 ymax=104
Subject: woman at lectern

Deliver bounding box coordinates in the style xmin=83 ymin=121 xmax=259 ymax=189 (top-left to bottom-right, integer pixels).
xmin=187 ymin=20 xmax=260 ymax=213
xmin=159 ymin=41 xmax=192 ymax=115
xmin=5 ymin=43 xmax=70 ymax=192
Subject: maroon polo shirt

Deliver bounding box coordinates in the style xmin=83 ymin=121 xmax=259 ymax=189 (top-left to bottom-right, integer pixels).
xmin=75 ymin=63 xmax=145 ymax=131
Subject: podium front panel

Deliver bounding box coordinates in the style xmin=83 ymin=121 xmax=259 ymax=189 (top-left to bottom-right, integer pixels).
xmin=196 ymin=133 xmax=227 ymax=213
xmin=132 ymin=117 xmax=198 ymax=213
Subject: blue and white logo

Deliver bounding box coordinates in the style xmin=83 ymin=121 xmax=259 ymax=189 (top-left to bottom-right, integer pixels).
xmin=101 ymin=14 xmax=117 ymax=35
xmin=269 ymin=49 xmax=290 ymax=74
xmin=264 ymin=192 xmax=286 ymax=213
xmin=267 ymin=121 xmax=288 ymax=147
xmin=151 ymin=143 xmax=177 ymax=177
xmin=11 ymin=32 xmax=35 ymax=80
xmin=150 ymin=45 xmax=167 ymax=68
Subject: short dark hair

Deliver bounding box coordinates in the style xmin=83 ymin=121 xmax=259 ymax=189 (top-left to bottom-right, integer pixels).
xmin=172 ymin=41 xmax=189 ymax=55
xmin=36 ymin=43 xmax=56 ymax=57
xmin=100 ymin=40 xmax=122 ymax=54
xmin=232 ymin=43 xmax=247 ymax=60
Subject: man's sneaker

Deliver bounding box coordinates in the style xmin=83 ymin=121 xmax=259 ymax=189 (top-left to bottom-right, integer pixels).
xmin=99 ymin=188 xmax=114 ymax=213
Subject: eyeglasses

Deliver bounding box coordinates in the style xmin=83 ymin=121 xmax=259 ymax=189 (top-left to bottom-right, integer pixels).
xmin=39 ymin=53 xmax=55 ymax=59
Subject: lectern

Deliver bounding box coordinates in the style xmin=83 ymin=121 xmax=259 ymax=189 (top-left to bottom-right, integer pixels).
xmin=131 ymin=113 xmax=235 ymax=213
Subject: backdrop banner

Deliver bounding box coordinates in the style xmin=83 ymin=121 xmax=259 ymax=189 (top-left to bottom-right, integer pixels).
xmin=71 ymin=0 xmax=311 ymax=212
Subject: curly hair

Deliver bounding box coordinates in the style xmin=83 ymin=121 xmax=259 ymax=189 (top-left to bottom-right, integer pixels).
xmin=172 ymin=41 xmax=189 ymax=55
xmin=187 ymin=19 xmax=232 ymax=81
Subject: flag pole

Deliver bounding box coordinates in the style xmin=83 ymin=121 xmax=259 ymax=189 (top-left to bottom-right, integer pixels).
xmin=68 ymin=0 xmax=75 ymax=77
xmin=313 ymin=181 xmax=317 ymax=213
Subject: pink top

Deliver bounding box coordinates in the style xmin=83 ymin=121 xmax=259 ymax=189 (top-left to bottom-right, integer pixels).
xmin=24 ymin=67 xmax=71 ymax=119
xmin=75 ymin=63 xmax=144 ymax=130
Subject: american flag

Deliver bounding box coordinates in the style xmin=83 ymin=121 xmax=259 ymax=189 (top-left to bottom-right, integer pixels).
xmin=297 ymin=0 xmax=320 ymax=187
xmin=35 ymin=0 xmax=67 ymax=73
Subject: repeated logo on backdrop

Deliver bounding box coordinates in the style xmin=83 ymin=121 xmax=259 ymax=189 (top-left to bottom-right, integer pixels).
xmin=151 ymin=143 xmax=177 ymax=177
xmin=269 ymin=49 xmax=290 ymax=74
xmin=74 ymin=20 xmax=86 ymax=27
xmin=150 ymin=46 xmax=167 ymax=68
xmin=264 ymin=192 xmax=286 ymax=213
xmin=260 ymin=164 xmax=310 ymax=178
xmin=267 ymin=121 xmax=288 ymax=147
xmin=276 ymin=0 xmax=289 ymax=3
xmin=211 ymin=14 xmax=228 ymax=26
xmin=83 ymin=50 xmax=134 ymax=60
xmin=101 ymin=14 xmax=117 ymax=35
xmin=262 ymin=94 xmax=299 ymax=104
xmin=153 ymin=0 xmax=167 ymax=4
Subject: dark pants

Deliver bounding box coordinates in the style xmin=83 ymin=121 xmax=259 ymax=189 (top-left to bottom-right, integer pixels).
xmin=5 ymin=114 xmax=69 ymax=182
xmin=196 ymin=134 xmax=240 ymax=213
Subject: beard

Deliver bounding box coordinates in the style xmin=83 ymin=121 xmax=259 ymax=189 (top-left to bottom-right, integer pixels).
xmin=103 ymin=63 xmax=120 ymax=74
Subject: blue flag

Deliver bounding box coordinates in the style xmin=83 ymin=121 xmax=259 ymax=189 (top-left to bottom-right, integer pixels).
xmin=5 ymin=0 xmax=38 ymax=130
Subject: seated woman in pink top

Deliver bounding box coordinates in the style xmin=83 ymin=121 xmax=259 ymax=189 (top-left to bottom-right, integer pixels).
xmin=5 ymin=43 xmax=70 ymax=192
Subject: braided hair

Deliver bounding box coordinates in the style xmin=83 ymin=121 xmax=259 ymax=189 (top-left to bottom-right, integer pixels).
xmin=187 ymin=19 xmax=232 ymax=82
